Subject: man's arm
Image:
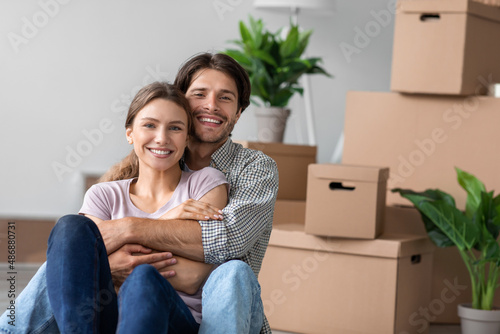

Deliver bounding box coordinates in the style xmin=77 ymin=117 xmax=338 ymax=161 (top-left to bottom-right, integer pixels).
xmin=200 ymin=156 xmax=279 ymax=264
xmin=97 ymin=184 xmax=228 ymax=261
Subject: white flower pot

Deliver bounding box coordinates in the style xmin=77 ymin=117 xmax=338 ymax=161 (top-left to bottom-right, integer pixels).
xmin=458 ymin=303 xmax=500 ymax=333
xmin=254 ymin=107 xmax=290 ymax=143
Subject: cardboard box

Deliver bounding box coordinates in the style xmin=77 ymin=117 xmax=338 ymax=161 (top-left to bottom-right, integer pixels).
xmin=384 ymin=205 xmax=500 ymax=324
xmin=235 ymin=141 xmax=317 ymax=200
xmin=0 ymin=219 xmax=55 ymax=263
xmin=305 ymin=164 xmax=389 ymax=239
xmin=391 ymin=0 xmax=500 ymax=95
xmin=342 ymin=91 xmax=500 ymax=208
xmin=260 ymin=223 xmax=435 ymax=334
xmin=273 ymin=200 xmax=306 ymax=225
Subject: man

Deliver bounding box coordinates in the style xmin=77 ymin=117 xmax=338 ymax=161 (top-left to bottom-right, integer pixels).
xmin=0 ymin=53 xmax=278 ymax=334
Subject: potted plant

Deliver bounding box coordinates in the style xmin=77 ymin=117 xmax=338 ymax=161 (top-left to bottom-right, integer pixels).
xmin=224 ymin=15 xmax=331 ymax=142
xmin=392 ymin=167 xmax=500 ymax=333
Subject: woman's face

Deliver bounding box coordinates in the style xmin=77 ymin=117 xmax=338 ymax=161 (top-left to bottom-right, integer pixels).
xmin=126 ymin=98 xmax=188 ymax=174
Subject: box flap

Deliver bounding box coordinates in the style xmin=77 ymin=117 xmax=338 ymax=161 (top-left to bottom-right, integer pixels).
xmin=269 ymin=223 xmax=435 ymax=259
xmin=309 ymin=164 xmax=390 ymax=183
xmin=235 ymin=140 xmax=317 ymax=157
xmin=399 ymin=0 xmax=500 ymax=23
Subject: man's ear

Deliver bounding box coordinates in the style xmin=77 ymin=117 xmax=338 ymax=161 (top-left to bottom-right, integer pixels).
xmin=235 ymin=108 xmax=243 ymax=122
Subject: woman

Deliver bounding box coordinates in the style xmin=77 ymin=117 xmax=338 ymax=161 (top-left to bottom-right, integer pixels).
xmin=45 ymin=82 xmax=228 ymax=333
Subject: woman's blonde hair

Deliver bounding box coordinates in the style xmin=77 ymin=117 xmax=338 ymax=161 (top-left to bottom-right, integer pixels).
xmin=99 ymin=82 xmax=192 ymax=182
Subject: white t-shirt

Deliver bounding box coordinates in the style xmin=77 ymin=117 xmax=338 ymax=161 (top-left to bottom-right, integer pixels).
xmin=79 ymin=166 xmax=228 ymax=324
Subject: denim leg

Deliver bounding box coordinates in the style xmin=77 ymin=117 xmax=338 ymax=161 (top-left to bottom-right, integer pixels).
xmin=46 ymin=214 xmax=118 ymax=334
xmin=199 ymin=260 xmax=264 ymax=334
xmin=0 ymin=262 xmax=59 ymax=334
xmin=117 ymin=264 xmax=199 ymax=334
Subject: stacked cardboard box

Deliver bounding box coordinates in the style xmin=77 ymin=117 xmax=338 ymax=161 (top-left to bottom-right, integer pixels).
xmin=259 ymin=0 xmax=500 ymax=331
xmin=341 ymin=0 xmax=500 ymax=325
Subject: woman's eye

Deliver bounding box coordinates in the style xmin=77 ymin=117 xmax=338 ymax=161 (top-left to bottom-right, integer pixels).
xmin=169 ymin=126 xmax=182 ymax=131
xmin=144 ymin=123 xmax=155 ymax=128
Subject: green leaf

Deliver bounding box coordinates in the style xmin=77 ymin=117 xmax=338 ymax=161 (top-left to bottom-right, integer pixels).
xmin=392 ymin=188 xmax=477 ymax=250
xmin=252 ymin=49 xmax=278 ymax=68
xmin=456 ymin=167 xmax=486 ymax=218
xmin=239 ymin=21 xmax=253 ymax=46
xmin=280 ymin=25 xmax=299 ymax=59
xmin=472 ymin=191 xmax=500 ymax=245
xmin=296 ymin=29 xmax=313 ymax=56
xmin=408 ymin=196 xmax=478 ymax=251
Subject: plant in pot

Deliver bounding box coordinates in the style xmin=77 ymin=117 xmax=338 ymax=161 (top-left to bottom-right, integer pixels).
xmin=224 ymin=15 xmax=331 ymax=143
xmin=392 ymin=167 xmax=500 ymax=333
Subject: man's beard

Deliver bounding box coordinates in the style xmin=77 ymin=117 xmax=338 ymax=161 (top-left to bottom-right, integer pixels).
xmin=191 ymin=115 xmax=237 ymax=144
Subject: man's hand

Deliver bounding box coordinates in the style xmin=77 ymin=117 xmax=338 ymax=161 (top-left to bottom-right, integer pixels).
xmin=96 ymin=217 xmax=131 ymax=254
xmin=159 ymin=199 xmax=223 ymax=221
xmin=108 ymin=244 xmax=177 ymax=290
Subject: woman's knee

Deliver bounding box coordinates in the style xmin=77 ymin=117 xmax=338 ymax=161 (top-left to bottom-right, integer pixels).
xmin=49 ymin=214 xmax=98 ymax=244
xmin=121 ymin=264 xmax=174 ymax=297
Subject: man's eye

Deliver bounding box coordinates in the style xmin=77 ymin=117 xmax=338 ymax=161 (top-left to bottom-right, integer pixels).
xmin=221 ymin=96 xmax=231 ymax=101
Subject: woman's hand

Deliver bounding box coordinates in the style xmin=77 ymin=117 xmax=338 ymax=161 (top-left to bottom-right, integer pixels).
xmin=159 ymin=199 xmax=224 ymax=221
xmin=108 ymin=244 xmax=177 ymax=290
xmin=165 ymin=257 xmax=215 ymax=295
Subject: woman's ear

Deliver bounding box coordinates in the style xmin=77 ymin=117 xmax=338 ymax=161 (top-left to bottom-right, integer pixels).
xmin=126 ymin=128 xmax=133 ymax=144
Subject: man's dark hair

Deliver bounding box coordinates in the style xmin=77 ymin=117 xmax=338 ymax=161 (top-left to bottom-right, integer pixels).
xmin=174 ymin=52 xmax=251 ymax=113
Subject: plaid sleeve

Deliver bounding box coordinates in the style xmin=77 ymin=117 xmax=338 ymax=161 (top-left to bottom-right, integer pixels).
xmin=200 ymin=155 xmax=278 ymax=265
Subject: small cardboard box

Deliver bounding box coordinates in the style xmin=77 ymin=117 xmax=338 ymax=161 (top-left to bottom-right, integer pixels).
xmin=305 ymin=164 xmax=389 ymax=239
xmin=391 ymin=0 xmax=500 ymax=95
xmin=260 ymin=223 xmax=435 ymax=334
xmin=342 ymin=91 xmax=500 ymax=208
xmin=235 ymin=141 xmax=317 ymax=200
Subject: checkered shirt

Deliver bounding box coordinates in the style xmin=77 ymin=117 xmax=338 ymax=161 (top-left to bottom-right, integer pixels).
xmin=200 ymin=138 xmax=278 ymax=334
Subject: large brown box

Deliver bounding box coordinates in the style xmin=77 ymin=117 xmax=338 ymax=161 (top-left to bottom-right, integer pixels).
xmin=0 ymin=219 xmax=55 ymax=263
xmin=273 ymin=200 xmax=306 ymax=225
xmin=342 ymin=91 xmax=500 ymax=209
xmin=305 ymin=164 xmax=389 ymax=239
xmin=235 ymin=141 xmax=316 ymax=200
xmin=260 ymin=222 xmax=435 ymax=334
xmin=391 ymin=0 xmax=500 ymax=95
xmin=385 ymin=205 xmax=500 ymax=324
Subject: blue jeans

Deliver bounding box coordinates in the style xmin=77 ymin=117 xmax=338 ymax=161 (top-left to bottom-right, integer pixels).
xmin=0 ymin=215 xmax=264 ymax=333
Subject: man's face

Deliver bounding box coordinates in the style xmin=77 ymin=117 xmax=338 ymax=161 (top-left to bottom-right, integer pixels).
xmin=185 ymin=69 xmax=241 ymax=145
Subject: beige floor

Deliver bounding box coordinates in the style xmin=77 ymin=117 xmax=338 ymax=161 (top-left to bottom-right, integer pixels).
xmin=273 ymin=325 xmax=461 ymax=334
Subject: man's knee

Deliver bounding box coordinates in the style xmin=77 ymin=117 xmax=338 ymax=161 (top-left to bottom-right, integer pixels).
xmin=213 ymin=260 xmax=254 ymax=279
xmin=208 ymin=260 xmax=259 ymax=292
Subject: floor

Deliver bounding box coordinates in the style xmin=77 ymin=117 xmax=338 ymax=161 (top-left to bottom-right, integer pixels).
xmin=273 ymin=325 xmax=461 ymax=334
xmin=2 ymin=264 xmax=463 ymax=334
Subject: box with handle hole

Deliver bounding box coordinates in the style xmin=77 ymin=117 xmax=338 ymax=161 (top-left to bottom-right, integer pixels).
xmin=305 ymin=164 xmax=389 ymax=239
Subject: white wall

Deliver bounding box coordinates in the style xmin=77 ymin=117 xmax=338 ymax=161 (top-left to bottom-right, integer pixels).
xmin=0 ymin=0 xmax=396 ymax=219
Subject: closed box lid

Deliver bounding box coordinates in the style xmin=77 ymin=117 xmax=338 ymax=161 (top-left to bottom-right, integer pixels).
xmin=399 ymin=0 xmax=500 ymax=23
xmin=309 ymin=164 xmax=390 ymax=183
xmin=270 ymin=223 xmax=435 ymax=259
xmin=236 ymin=140 xmax=317 ymax=157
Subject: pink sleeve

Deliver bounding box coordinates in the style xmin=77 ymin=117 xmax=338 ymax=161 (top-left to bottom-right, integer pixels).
xmin=79 ymin=185 xmax=112 ymax=221
xmin=189 ymin=167 xmax=229 ymax=200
